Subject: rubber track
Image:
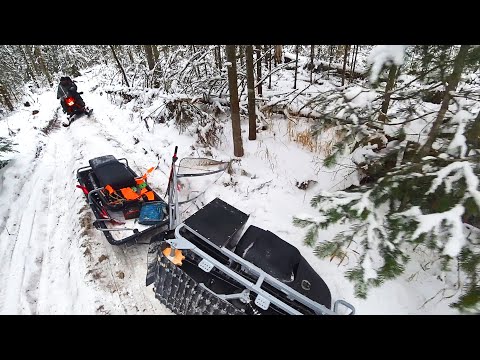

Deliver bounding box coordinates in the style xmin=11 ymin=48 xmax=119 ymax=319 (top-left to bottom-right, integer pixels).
xmin=151 ymin=250 xmax=245 ymax=315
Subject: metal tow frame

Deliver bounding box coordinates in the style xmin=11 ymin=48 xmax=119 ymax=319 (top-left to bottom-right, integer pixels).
xmin=166 ymin=223 xmax=355 ymax=315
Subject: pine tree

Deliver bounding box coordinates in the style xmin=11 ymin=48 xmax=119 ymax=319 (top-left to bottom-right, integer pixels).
xmin=294 ymin=45 xmax=480 ymax=312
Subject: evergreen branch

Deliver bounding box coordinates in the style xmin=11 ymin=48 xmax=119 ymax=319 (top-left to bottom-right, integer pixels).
xmin=292 ymin=217 xmax=316 ymax=228
xmin=304 ymin=224 xmax=320 ymax=247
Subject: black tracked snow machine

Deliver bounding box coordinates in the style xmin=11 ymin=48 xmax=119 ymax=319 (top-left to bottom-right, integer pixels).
xmin=145 ymin=148 xmax=356 ymax=315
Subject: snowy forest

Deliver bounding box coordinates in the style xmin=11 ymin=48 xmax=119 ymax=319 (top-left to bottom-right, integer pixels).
xmin=0 ymin=45 xmax=479 ymax=315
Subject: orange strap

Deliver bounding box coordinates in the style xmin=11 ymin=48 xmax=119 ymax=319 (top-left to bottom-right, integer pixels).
xmin=145 ymin=190 xmax=155 ymax=200
xmin=115 ymin=186 xmax=155 ymax=202
xmin=120 ymin=187 xmax=140 ymax=200
xmin=135 ymin=167 xmax=154 ymax=184
xmin=104 ymin=166 xmax=155 ymax=202
xmin=142 ymin=167 xmax=155 ymax=179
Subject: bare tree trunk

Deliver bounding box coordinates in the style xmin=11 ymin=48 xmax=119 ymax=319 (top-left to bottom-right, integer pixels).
xmin=101 ymin=45 xmax=110 ymax=65
xmin=268 ymin=46 xmax=272 ymax=89
xmin=416 ymin=45 xmax=471 ymax=160
xmin=328 ymin=45 xmax=334 ymax=80
xmin=352 ymin=45 xmax=359 ymax=78
xmin=110 ymin=45 xmax=130 ymax=87
xmin=226 ymin=45 xmax=244 ymax=157
xmin=341 ymin=45 xmax=350 ymax=86
xmin=213 ymin=47 xmax=219 ymax=70
xmin=33 ymin=45 xmax=53 ymax=86
xmin=246 ymin=46 xmax=257 ymax=141
xmin=127 ymin=46 xmax=135 ymax=64
xmin=144 ymin=45 xmax=158 ymax=87
xmin=19 ymin=45 xmax=39 ymax=88
xmin=25 ymin=45 xmax=41 ymax=78
xmin=293 ymin=45 xmax=299 ymax=89
xmin=239 ymin=46 xmax=244 ymax=67
xmin=264 ymin=45 xmax=269 ymax=66
xmin=0 ymin=83 xmax=14 ymax=111
xmin=274 ymin=45 xmax=283 ymax=64
xmin=203 ymin=50 xmax=208 ymax=77
xmin=191 ymin=45 xmax=200 ymax=77
xmin=378 ymin=64 xmax=398 ymax=123
xmin=152 ymin=45 xmax=162 ymax=74
xmin=255 ymin=45 xmax=262 ymax=96
xmin=143 ymin=45 xmax=155 ymax=70
xmin=310 ymin=45 xmax=315 ymax=84
xmin=218 ymin=45 xmax=222 ymax=69
xmin=152 ymin=45 xmax=159 ymax=63
xmin=349 ymin=45 xmax=356 ymax=80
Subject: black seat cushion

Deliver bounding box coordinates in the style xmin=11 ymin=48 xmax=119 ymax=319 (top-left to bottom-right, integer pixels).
xmin=235 ymin=226 xmax=301 ymax=282
xmin=235 ymin=225 xmax=332 ymax=308
xmin=291 ymin=257 xmax=331 ymax=309
xmin=183 ymin=198 xmax=249 ymax=249
xmin=89 ymin=155 xmax=136 ymax=189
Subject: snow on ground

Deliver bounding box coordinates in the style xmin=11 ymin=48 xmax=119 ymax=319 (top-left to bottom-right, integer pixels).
xmin=0 ymin=66 xmax=460 ymax=315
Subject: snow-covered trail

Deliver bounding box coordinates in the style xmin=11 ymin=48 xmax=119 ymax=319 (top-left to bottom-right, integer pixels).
xmin=0 ymin=118 xmax=96 ymax=314
xmin=0 ymin=79 xmax=172 ymax=314
xmin=0 ymin=67 xmax=460 ymax=315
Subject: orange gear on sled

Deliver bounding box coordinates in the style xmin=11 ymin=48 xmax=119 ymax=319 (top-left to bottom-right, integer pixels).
xmin=103 ymin=166 xmax=156 ymax=204
xmin=162 ymin=247 xmax=185 ymax=266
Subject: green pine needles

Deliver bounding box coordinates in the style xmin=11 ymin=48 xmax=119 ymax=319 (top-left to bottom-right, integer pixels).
xmin=295 ymin=156 xmax=480 ymax=311
xmin=0 ymin=136 xmax=16 ymax=169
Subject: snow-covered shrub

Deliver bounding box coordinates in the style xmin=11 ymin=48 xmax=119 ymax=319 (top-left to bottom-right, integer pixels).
xmin=0 ymin=136 xmax=16 ymax=169
xmin=294 ymin=155 xmax=480 ymax=311
xmin=294 ymin=45 xmax=480 ymax=312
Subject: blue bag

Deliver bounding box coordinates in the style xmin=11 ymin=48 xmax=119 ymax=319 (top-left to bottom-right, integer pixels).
xmin=139 ymin=201 xmax=166 ymax=225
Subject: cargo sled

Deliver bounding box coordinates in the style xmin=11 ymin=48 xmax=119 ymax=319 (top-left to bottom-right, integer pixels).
xmin=76 ymin=154 xmax=169 ymax=245
xmin=146 ymin=150 xmax=356 ymax=315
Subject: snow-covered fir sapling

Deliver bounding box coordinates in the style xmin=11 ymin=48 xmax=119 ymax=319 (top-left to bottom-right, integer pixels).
xmin=0 ymin=136 xmax=16 ymax=169
xmin=294 ymin=45 xmax=480 ymax=312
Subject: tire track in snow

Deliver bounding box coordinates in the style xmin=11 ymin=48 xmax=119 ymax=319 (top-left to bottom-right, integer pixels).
xmin=0 ymin=152 xmax=45 ymax=272
xmin=0 ymin=124 xmax=97 ymax=314
xmin=1 ymin=90 xmax=170 ymax=314
xmin=35 ymin=127 xmax=99 ymax=314
xmin=63 ymin=115 xmax=170 ymax=314
xmin=0 ymin=144 xmax=54 ymax=314
xmin=0 ymin=107 xmax=62 ymax=298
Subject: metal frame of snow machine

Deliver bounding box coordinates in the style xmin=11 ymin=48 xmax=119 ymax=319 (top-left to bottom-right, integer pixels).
xmin=76 ymin=155 xmax=169 ymax=246
xmin=145 ymin=151 xmax=356 ymax=315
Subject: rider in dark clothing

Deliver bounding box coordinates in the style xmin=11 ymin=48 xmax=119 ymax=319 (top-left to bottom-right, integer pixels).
xmin=57 ymin=76 xmax=85 ymax=113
